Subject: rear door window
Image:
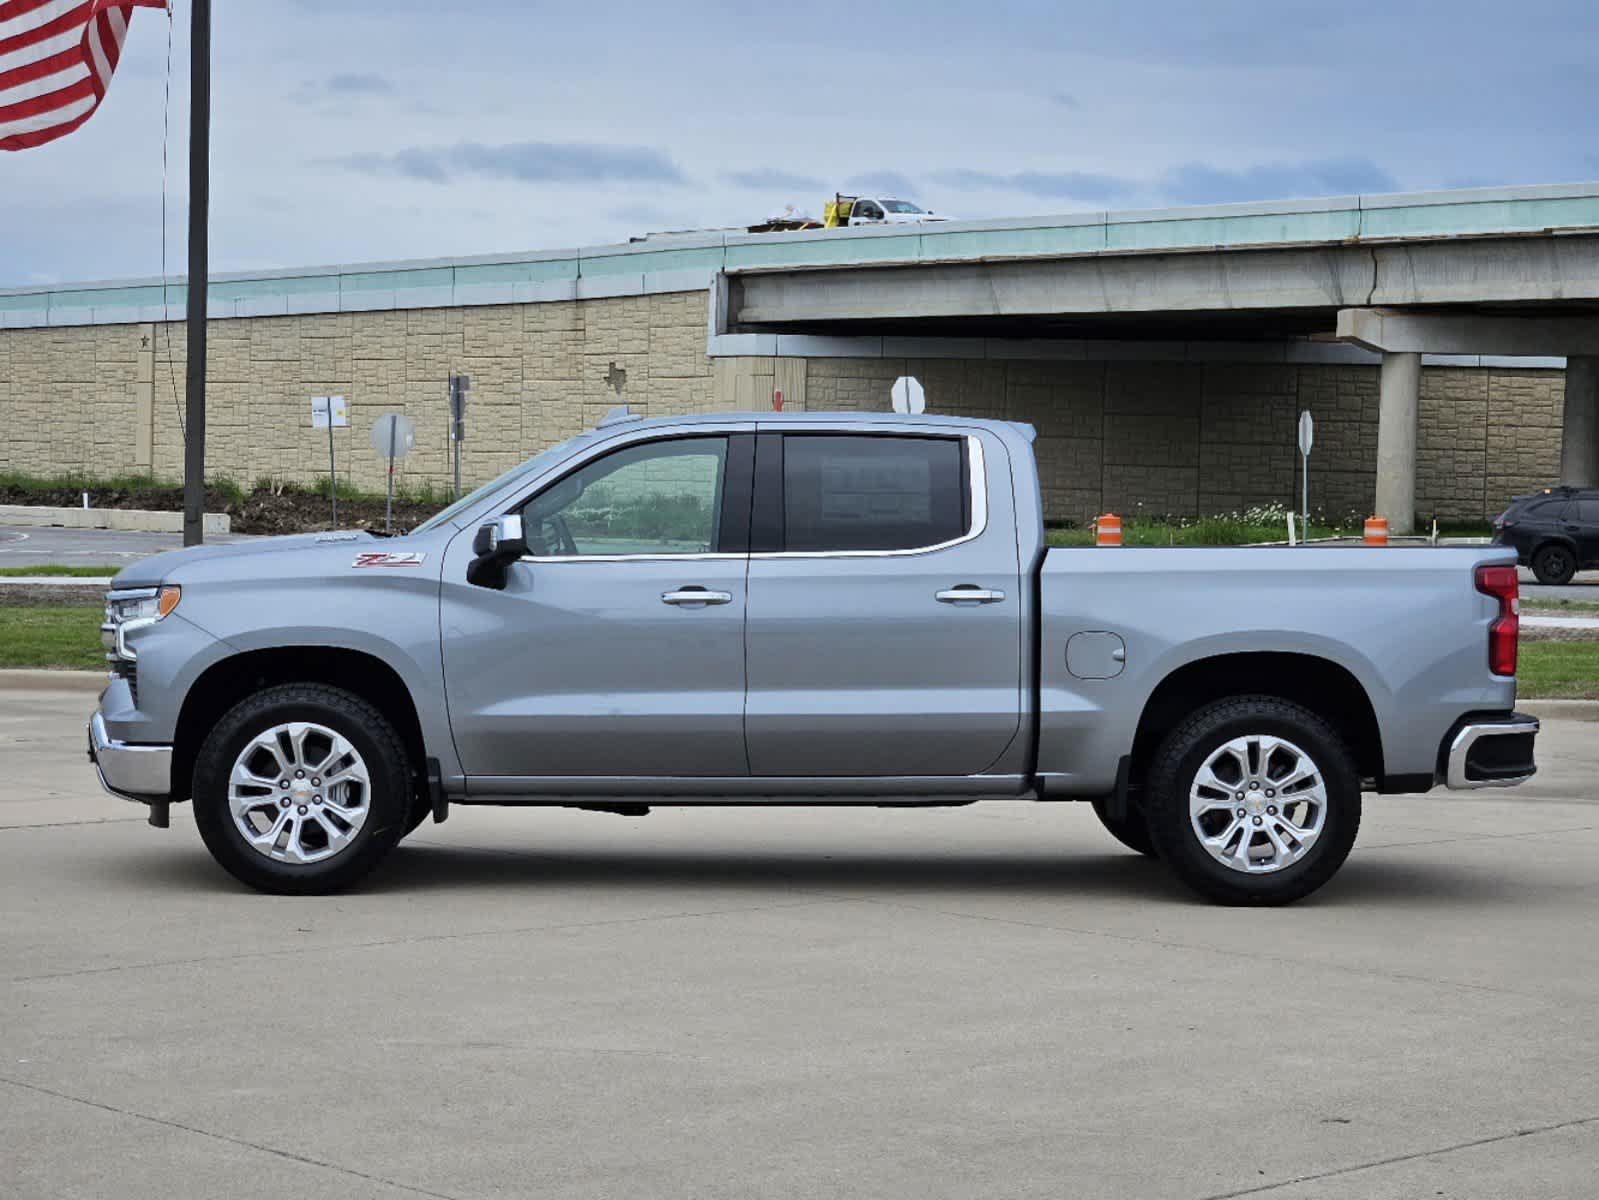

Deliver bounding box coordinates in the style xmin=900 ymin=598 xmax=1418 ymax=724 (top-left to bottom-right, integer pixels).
xmin=1578 ymin=500 xmax=1599 ymax=523
xmin=779 ymin=435 xmax=967 ymax=552
xmin=1527 ymin=499 xmax=1570 ymax=520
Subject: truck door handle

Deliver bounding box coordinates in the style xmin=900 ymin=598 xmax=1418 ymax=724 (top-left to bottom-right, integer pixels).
xmin=935 ymin=586 xmax=1006 ymax=605
xmin=662 ymin=587 xmax=733 ymax=607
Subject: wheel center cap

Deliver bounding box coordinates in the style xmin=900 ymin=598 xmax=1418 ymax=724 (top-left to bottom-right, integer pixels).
xmin=289 ymin=780 xmax=314 ymax=803
xmin=1245 ymin=788 xmax=1266 ymax=815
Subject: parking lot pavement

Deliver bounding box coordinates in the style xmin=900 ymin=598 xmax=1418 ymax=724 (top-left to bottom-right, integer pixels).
xmin=1520 ymin=567 xmax=1599 ymax=603
xmin=0 ymin=526 xmax=254 ymax=567
xmin=3 ymin=685 xmax=1597 ymax=1199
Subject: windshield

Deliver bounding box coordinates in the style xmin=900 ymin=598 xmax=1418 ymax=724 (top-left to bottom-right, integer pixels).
xmin=410 ymin=437 xmax=582 ymax=534
xmin=880 ymin=199 xmax=926 ymax=214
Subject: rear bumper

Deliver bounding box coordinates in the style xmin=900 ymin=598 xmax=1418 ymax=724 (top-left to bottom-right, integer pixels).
xmin=1442 ymin=712 xmax=1539 ymax=789
xmin=86 ymin=711 xmax=173 ymax=802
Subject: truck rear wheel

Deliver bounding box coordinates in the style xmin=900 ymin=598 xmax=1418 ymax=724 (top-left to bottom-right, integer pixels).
xmin=1532 ymin=543 xmax=1577 ymax=585
xmin=1090 ymin=796 xmax=1157 ymax=857
xmin=1144 ymin=696 xmax=1361 ymax=905
xmin=192 ymin=683 xmax=411 ymax=894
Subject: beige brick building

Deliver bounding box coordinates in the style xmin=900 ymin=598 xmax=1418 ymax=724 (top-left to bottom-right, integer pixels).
xmin=0 ymin=287 xmax=1565 ymax=525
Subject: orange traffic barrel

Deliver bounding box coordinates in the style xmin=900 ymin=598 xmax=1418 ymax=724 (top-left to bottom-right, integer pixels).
xmin=1363 ymin=515 xmax=1389 ymax=546
xmin=1095 ymin=513 xmax=1123 ymax=546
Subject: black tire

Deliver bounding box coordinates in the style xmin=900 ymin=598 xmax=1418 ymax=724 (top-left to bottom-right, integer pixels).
xmin=1532 ymin=543 xmax=1577 ymax=586
xmin=1090 ymin=796 xmax=1157 ymax=857
xmin=192 ymin=683 xmax=411 ymax=894
xmin=1143 ymin=696 xmax=1361 ymax=905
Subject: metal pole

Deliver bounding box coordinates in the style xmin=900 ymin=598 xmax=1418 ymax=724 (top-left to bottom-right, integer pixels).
xmin=181 ymin=0 xmax=211 ymax=547
xmin=385 ymin=419 xmax=396 ymax=533
xmin=327 ymin=415 xmax=338 ymax=528
xmin=1301 ymin=451 xmax=1309 ymax=535
xmin=452 ymin=377 xmax=462 ymax=502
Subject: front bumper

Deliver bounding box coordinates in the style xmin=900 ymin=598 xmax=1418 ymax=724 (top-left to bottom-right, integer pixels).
xmin=86 ymin=710 xmax=173 ymax=802
xmin=1443 ymin=712 xmax=1540 ymax=789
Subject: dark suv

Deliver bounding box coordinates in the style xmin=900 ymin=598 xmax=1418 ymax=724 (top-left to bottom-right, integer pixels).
xmin=1492 ymin=486 xmax=1599 ymax=584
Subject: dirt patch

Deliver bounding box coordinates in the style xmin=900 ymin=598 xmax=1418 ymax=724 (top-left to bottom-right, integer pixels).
xmin=0 ymin=484 xmax=445 ymax=537
xmin=0 ymin=583 xmax=103 ymax=605
xmin=228 ymin=489 xmax=443 ymax=536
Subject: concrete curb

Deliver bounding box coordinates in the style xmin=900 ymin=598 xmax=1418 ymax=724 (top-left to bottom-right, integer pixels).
xmin=1519 ymin=699 xmax=1599 ymax=722
xmin=0 ymin=576 xmax=111 ymax=587
xmin=0 ymin=668 xmax=105 ymax=693
xmin=0 ymin=504 xmax=229 ymax=534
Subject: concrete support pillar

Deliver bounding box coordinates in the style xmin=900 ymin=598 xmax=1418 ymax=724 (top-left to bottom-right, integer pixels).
xmin=1560 ymin=356 xmax=1599 ymax=487
xmin=1375 ymin=351 xmax=1420 ymax=534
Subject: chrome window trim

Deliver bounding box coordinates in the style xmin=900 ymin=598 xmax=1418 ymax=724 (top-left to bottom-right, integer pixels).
xmin=518 ymin=434 xmax=988 ymax=565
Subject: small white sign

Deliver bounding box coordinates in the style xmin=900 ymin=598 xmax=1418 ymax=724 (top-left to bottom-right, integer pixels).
xmin=1298 ymin=410 xmax=1315 ymax=456
xmin=311 ymin=396 xmax=349 ymax=429
xmin=891 ymin=375 xmax=926 ymax=415
xmin=369 ymin=412 xmax=416 ymax=459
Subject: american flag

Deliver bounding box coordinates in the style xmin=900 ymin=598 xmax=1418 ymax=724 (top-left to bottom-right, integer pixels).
xmin=1 ymin=0 xmax=165 ymax=151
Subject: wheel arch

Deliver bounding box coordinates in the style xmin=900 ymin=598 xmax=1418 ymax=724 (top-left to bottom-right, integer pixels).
xmin=1530 ymin=536 xmax=1580 ymax=565
xmin=1129 ymin=651 xmax=1383 ymax=787
xmin=172 ymin=646 xmax=427 ymax=803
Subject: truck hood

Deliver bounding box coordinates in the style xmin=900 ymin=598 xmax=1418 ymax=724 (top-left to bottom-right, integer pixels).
xmin=110 ymin=529 xmax=383 ymax=589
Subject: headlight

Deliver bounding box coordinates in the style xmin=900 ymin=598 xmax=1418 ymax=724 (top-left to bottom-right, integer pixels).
xmin=103 ymin=586 xmax=181 ymax=660
xmin=107 ymin=586 xmax=182 ymax=624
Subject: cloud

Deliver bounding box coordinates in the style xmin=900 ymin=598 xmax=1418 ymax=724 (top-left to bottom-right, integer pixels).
xmin=722 ymin=167 xmax=825 ymax=192
xmin=931 ymin=157 xmax=1400 ymax=206
xmin=1048 ymin=91 xmax=1079 ymax=109
xmin=335 ymin=142 xmax=688 ymax=186
xmin=930 ymin=168 xmax=1127 ymax=202
xmin=844 ymin=171 xmax=919 ymax=197
xmin=325 ymin=72 xmax=394 ymax=94
xmin=1163 ymin=158 xmax=1399 ymax=204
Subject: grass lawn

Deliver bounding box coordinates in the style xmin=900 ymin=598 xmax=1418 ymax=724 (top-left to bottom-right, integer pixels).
xmin=1522 ymin=598 xmax=1599 ymax=615
xmin=0 ymin=604 xmax=105 ymax=670
xmin=0 ymin=565 xmax=119 ymax=578
xmin=1047 ymin=520 xmax=1355 ymax=547
xmin=1516 ymin=641 xmax=1599 ymax=699
xmin=5 ymin=601 xmax=1595 ymax=701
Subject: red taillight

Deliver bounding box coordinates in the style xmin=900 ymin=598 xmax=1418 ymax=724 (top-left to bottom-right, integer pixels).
xmin=1475 ymin=564 xmax=1519 ymax=677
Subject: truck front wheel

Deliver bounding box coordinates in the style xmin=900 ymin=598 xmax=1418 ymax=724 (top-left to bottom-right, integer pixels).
xmin=1144 ymin=696 xmax=1361 ymax=905
xmin=192 ymin=683 xmax=412 ymax=894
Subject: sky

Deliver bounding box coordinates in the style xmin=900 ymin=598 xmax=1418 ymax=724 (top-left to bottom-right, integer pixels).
xmin=4 ymin=0 xmax=1599 ymax=286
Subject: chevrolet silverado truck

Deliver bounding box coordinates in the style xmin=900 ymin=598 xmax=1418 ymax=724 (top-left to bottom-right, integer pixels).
xmin=87 ymin=409 xmax=1539 ymax=903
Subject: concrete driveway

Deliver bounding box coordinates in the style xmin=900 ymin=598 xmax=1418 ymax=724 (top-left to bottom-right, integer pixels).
xmin=3 ymin=680 xmax=1597 ymax=1199
xmin=0 ymin=526 xmax=255 ymax=568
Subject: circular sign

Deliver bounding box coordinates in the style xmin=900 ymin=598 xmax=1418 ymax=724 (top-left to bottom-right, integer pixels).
xmin=369 ymin=412 xmax=416 ymax=459
xmin=891 ymin=376 xmax=926 ymax=414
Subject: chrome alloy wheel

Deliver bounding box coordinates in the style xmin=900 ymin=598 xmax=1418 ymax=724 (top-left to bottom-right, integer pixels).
xmin=228 ymin=722 xmax=370 ymax=864
xmin=1189 ymin=734 xmax=1327 ymax=874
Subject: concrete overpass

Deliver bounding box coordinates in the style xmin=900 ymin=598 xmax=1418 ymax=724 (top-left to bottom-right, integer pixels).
xmin=720 ymin=185 xmax=1599 ymax=533
xmin=6 ymin=181 xmax=1599 ymax=528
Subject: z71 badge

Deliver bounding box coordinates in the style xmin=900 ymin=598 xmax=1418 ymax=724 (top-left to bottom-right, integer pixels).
xmin=352 ymin=551 xmax=427 ymax=568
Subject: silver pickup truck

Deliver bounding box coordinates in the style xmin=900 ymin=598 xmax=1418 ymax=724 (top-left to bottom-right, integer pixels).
xmin=87 ymin=409 xmax=1539 ymax=904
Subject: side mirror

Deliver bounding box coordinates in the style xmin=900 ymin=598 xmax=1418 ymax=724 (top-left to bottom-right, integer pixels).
xmin=467 ymin=514 xmax=527 ymax=589
xmin=473 ymin=513 xmax=526 ymax=558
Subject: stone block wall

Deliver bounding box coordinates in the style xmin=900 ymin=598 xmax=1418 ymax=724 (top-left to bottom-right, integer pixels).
xmin=0 ymin=286 xmax=1568 ymax=523
xmin=759 ymin=355 xmax=1563 ymax=525
xmin=1 ymin=293 xmax=720 ymax=498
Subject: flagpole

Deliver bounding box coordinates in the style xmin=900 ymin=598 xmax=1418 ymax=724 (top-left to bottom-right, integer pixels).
xmin=181 ymin=0 xmax=210 ymax=547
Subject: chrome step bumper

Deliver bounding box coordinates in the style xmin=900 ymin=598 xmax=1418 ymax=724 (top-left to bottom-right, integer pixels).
xmin=1444 ymin=713 xmax=1540 ymax=790
xmin=86 ymin=711 xmax=173 ymax=801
